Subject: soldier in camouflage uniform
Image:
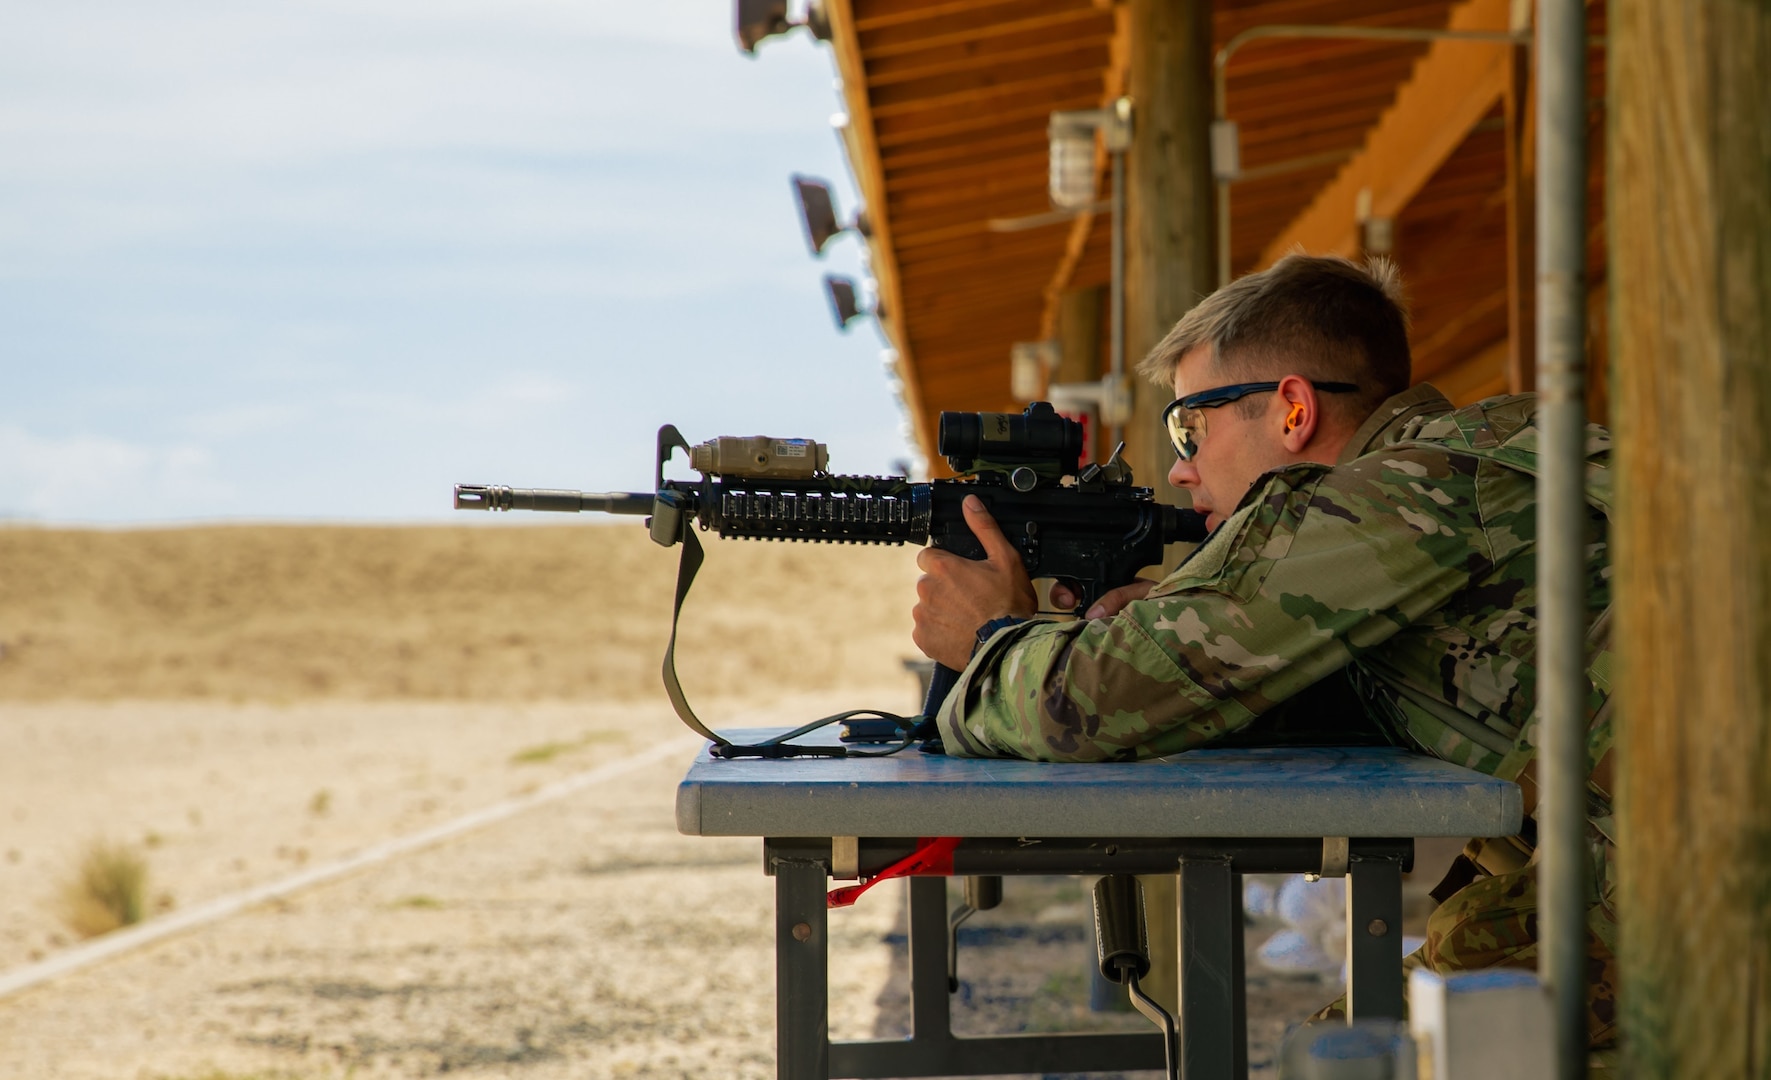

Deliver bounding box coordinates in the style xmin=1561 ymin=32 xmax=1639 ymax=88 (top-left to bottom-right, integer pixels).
xmin=910 ymin=254 xmax=1617 ymax=1059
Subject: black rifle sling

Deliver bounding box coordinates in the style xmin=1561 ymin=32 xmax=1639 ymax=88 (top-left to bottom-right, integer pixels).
xmin=660 ymin=525 xmax=728 ymax=749
xmin=660 ymin=525 xmax=915 ymax=760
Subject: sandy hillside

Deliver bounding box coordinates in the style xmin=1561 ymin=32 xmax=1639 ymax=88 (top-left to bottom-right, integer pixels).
xmin=0 ymin=522 xmax=922 ymax=702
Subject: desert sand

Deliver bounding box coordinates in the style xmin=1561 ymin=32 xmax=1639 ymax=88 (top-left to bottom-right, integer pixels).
xmin=0 ymin=522 xmax=1420 ymax=1078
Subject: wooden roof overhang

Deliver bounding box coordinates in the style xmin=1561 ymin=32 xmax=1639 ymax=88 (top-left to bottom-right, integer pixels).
xmin=823 ymin=0 xmax=1609 ymax=466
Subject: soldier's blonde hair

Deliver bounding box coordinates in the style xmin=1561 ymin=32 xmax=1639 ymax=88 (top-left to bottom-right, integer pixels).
xmin=1137 ymin=254 xmax=1413 ymax=417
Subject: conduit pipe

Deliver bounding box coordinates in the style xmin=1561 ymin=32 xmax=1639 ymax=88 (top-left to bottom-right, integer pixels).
xmin=1534 ymin=1 xmax=1590 ymax=1075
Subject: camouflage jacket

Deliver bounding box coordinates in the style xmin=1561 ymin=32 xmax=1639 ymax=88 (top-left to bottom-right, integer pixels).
xmin=936 ymin=385 xmax=1615 ymax=819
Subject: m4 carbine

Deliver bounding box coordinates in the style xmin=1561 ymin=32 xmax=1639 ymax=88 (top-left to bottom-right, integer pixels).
xmin=454 ymin=402 xmax=1206 ymax=756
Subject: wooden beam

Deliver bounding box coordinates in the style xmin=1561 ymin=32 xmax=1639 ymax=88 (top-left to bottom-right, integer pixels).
xmin=898 ymin=231 xmax=1074 ymax=274
xmin=1222 ymin=37 xmax=1431 ymax=84
xmin=883 ymin=129 xmax=1047 ymax=174
xmin=1425 ymin=339 xmax=1509 ymax=404
xmin=854 ymin=0 xmax=1062 ymax=35
xmin=1227 ymin=64 xmax=1429 ymax=125
xmin=824 ymin=0 xmax=930 ymax=460
xmin=888 ymin=175 xmax=1046 ymax=217
xmin=867 ymin=26 xmax=1117 ymax=87
xmin=1214 ymin=0 xmax=1454 ymax=39
xmin=1236 ymin=116 xmax=1389 ymax=161
xmin=859 ymin=4 xmax=1105 ymax=61
xmin=908 ymin=287 xmax=1047 ymax=318
xmin=1255 ymin=0 xmax=1515 ymax=268
xmin=904 ymin=316 xmax=1041 ymax=347
xmin=876 ymin=89 xmax=1102 ymax=149
xmin=871 ymin=58 xmax=1113 ymax=119
xmin=1411 ymin=288 xmax=1508 ymax=377
xmin=886 ymin=152 xmax=1050 ymax=195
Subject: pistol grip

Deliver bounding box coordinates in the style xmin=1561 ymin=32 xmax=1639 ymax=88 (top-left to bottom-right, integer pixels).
xmin=922 ymin=663 xmax=961 ymax=723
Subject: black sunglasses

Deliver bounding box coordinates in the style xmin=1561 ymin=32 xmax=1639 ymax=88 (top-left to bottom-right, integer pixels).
xmin=1161 ymin=381 xmax=1358 ymax=460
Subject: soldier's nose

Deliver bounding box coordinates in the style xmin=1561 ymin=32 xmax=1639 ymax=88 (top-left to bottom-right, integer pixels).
xmin=1167 ymin=457 xmax=1197 ymax=489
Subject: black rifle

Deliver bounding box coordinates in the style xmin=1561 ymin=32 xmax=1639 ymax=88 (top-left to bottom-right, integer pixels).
xmin=454 ymin=402 xmax=1207 ymax=756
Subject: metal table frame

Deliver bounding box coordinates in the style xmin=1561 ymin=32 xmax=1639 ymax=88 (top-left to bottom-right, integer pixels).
xmin=764 ymin=835 xmax=1414 ymax=1080
xmin=679 ymin=739 xmax=1521 ymax=1080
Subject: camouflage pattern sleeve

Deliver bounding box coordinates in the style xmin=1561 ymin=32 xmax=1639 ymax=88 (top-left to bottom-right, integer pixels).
xmin=935 ymin=447 xmax=1499 ymax=761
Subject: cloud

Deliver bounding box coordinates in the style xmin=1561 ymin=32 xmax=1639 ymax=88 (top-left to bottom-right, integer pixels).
xmin=0 ymin=425 xmax=234 ymax=522
xmin=0 ymin=0 xmax=848 ymax=295
xmin=0 ymin=1 xmax=902 ymax=524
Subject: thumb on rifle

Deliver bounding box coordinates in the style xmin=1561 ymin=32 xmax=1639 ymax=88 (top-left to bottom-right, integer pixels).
xmin=962 ymin=495 xmax=1020 ymax=567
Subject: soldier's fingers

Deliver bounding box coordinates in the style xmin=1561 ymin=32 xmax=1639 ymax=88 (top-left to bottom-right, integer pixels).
xmin=1049 ymin=582 xmax=1080 ymax=611
xmin=916 ymin=546 xmax=957 ymax=574
xmin=915 ymin=573 xmax=938 ymax=601
xmin=961 ymin=495 xmax=1020 ymax=568
xmin=909 ymin=613 xmax=933 ymax=657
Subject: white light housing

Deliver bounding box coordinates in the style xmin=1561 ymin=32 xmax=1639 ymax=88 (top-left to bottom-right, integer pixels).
xmin=1009 ymin=341 xmax=1060 ymax=401
xmin=1047 ymin=115 xmax=1098 ymax=210
xmin=1047 ymin=374 xmax=1132 ymax=426
xmin=1210 ymin=119 xmax=1241 ymax=182
xmin=1047 ymin=99 xmax=1133 ymax=211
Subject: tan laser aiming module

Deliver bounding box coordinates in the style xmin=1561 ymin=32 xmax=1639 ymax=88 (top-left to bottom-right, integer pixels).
xmin=688 ymin=436 xmax=829 ymax=479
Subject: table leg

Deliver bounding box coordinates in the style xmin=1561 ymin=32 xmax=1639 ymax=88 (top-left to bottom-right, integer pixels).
xmin=776 ymin=857 xmax=830 ymax=1080
xmin=1178 ymin=858 xmax=1248 ymax=1080
xmin=906 ymin=876 xmax=952 ymax=1040
xmin=1345 ymin=850 xmax=1405 ymax=1021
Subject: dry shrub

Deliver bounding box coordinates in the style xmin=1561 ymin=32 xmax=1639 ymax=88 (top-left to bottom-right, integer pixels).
xmin=60 ymin=839 xmax=148 ymax=937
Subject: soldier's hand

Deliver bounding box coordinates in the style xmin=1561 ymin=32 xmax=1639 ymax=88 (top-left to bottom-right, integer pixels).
xmin=912 ymin=495 xmax=1037 ymax=670
xmin=1050 ymin=579 xmax=1159 ymax=619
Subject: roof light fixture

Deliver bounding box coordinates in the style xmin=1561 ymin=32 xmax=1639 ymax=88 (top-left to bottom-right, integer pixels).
xmin=1041 ymin=98 xmax=1134 ymax=445
xmin=735 ymin=0 xmax=831 ymax=55
xmin=824 ymin=275 xmax=863 ymax=332
xmin=791 ymin=175 xmax=870 ymax=257
xmin=1047 ymin=99 xmax=1132 ymax=210
xmin=1010 ymin=342 xmax=1060 ymax=402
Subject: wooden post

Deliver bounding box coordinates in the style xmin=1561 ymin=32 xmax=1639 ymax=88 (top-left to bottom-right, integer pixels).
xmin=1124 ymin=0 xmax=1216 ymax=503
xmin=1055 ymin=288 xmax=1103 ymax=387
xmin=1611 ymin=1 xmax=1771 ymax=1076
xmin=1055 ymin=287 xmax=1103 ymax=462
xmin=1124 ymin=0 xmax=1216 ymax=1018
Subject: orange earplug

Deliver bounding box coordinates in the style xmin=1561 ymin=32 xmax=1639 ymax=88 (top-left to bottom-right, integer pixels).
xmin=1284 ymin=402 xmax=1305 ymax=432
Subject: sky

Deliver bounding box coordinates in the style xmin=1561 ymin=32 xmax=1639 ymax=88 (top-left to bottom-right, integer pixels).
xmin=0 ymin=0 xmax=909 ymax=524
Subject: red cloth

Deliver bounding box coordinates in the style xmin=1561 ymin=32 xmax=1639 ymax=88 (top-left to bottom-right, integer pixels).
xmin=825 ymin=837 xmax=960 ymax=909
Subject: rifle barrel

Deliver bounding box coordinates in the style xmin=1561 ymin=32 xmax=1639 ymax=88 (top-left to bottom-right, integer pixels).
xmin=453 ymin=484 xmax=653 ymax=515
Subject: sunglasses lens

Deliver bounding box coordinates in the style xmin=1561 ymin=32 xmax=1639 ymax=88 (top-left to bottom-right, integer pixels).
xmin=1164 ymin=408 xmax=1199 ymax=460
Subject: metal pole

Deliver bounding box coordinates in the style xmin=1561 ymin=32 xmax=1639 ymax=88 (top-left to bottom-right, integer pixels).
xmin=1535 ymin=0 xmax=1588 ymax=1076
xmin=1216 ymin=178 xmax=1231 ymax=288
xmin=1110 ymin=147 xmax=1126 ymax=449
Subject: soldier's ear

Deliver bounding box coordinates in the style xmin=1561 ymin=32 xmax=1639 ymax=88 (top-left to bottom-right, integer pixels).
xmin=1276 ymin=375 xmax=1318 ymax=452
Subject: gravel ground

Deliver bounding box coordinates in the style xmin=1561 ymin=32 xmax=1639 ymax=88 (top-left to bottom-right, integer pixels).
xmin=0 ymin=695 xmax=904 ymax=1079
xmin=0 ymin=693 xmax=1447 ymax=1080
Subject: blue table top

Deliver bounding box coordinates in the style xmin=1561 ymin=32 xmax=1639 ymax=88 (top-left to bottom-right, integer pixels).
xmin=675 ymin=730 xmax=1522 ymax=840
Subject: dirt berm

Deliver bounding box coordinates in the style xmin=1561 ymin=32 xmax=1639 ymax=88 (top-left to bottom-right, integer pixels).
xmin=0 ymin=522 xmax=920 ymax=703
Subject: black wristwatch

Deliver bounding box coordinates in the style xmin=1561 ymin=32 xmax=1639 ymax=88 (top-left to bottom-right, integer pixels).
xmin=972 ymin=615 xmax=1028 ymax=657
